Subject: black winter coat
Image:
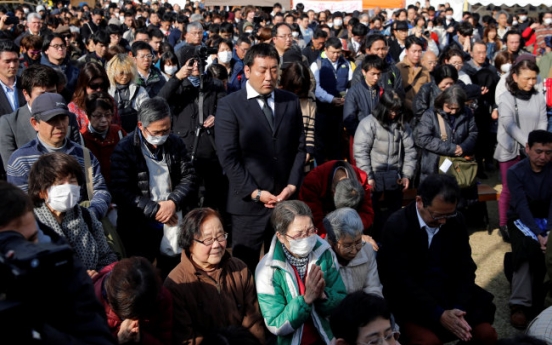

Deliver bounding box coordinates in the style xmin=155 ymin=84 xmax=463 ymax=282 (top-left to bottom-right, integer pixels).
xmin=110 ymin=130 xmax=197 ymax=259
xmin=412 ymin=82 xmax=441 ymax=128
xmin=157 ymin=76 xmax=226 ymax=160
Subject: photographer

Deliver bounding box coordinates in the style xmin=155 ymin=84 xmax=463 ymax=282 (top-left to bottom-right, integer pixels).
xmin=158 ymin=45 xmax=227 ymax=213
xmin=0 ymin=181 xmax=115 ymax=344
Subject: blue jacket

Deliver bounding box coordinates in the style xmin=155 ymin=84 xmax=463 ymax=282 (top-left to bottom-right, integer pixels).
xmin=40 ymin=55 xmax=80 ymax=99
xmin=319 ymin=56 xmax=349 ymax=97
xmin=343 ymin=79 xmax=380 ymax=135
xmin=7 ymin=138 xmax=111 ymax=219
xmin=227 ymin=50 xmax=247 ymax=94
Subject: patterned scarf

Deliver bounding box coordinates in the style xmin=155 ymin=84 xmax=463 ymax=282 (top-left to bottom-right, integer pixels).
xmin=281 ymin=243 xmax=309 ymax=280
xmin=34 ymin=203 xmax=99 ymax=270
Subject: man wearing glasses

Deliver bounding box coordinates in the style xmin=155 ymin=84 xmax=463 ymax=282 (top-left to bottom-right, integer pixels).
xmin=131 ymin=41 xmax=166 ymax=98
xmin=40 ymin=33 xmax=80 ymax=99
xmin=378 ymin=174 xmax=497 ymax=345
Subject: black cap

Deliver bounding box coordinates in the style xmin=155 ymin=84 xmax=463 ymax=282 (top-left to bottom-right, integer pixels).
xmin=32 ymin=93 xmax=70 ymax=121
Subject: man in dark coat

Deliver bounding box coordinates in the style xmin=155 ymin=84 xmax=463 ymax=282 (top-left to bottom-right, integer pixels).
xmin=215 ymin=43 xmax=306 ymax=272
xmin=378 ymin=174 xmax=497 ymax=344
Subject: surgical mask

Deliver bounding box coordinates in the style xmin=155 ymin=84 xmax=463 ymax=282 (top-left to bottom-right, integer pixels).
xmin=23 ymin=8 xmax=29 ymax=14
xmin=446 ymin=15 xmax=453 ymax=20
xmin=333 ymin=19 xmax=343 ymax=27
xmin=245 ymin=30 xmax=253 ymax=34
xmin=519 ymin=15 xmax=527 ymax=22
xmin=164 ymin=65 xmax=177 ymax=75
xmin=287 ymin=235 xmax=317 ymax=257
xmin=327 ymin=22 xmax=333 ymax=28
xmin=145 ymin=132 xmax=169 ymax=146
xmin=47 ymin=184 xmax=80 ymax=213
xmin=292 ymin=31 xmax=299 ymax=38
xmin=512 ymin=20 xmax=518 ymax=26
xmin=217 ymin=51 xmax=232 ymax=63
xmin=361 ymin=21 xmax=369 ymax=26
xmin=545 ymin=18 xmax=552 ymax=25
xmin=501 ymin=63 xmax=512 ymax=73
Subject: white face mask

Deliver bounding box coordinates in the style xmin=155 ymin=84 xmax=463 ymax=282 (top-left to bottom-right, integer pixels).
xmin=446 ymin=15 xmax=453 ymax=20
xmin=245 ymin=30 xmax=253 ymax=34
xmin=361 ymin=21 xmax=369 ymax=26
xmin=164 ymin=65 xmax=177 ymax=75
xmin=217 ymin=51 xmax=232 ymax=63
xmin=519 ymin=15 xmax=527 ymax=22
xmin=501 ymin=63 xmax=512 ymax=73
xmin=512 ymin=20 xmax=518 ymax=26
xmin=292 ymin=31 xmax=299 ymax=38
xmin=145 ymin=132 xmax=169 ymax=146
xmin=327 ymin=22 xmax=333 ymax=28
xmin=287 ymin=235 xmax=317 ymax=257
xmin=47 ymin=184 xmax=81 ymax=213
xmin=333 ymin=19 xmax=343 ymax=27
xmin=545 ymin=18 xmax=552 ymax=26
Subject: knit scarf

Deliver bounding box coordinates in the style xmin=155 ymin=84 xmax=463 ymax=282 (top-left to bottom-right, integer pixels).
xmin=514 ymin=89 xmax=536 ymax=101
xmin=34 ymin=203 xmax=99 ymax=270
xmin=281 ymin=242 xmax=309 ymax=280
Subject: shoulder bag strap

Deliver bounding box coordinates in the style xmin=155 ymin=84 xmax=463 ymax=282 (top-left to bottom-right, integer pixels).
xmin=82 ymin=147 xmax=94 ymax=201
xmin=436 ymin=112 xmax=448 ymax=141
xmin=513 ymin=96 xmax=521 ymax=128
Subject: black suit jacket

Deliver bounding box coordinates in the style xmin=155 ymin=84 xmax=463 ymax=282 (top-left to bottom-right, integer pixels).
xmin=0 ymin=84 xmax=25 ymax=118
xmin=377 ymin=202 xmax=494 ymax=327
xmin=215 ymin=87 xmax=306 ymax=215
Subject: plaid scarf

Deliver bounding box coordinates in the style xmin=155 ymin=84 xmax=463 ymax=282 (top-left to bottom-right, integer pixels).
xmin=281 ymin=242 xmax=309 ymax=280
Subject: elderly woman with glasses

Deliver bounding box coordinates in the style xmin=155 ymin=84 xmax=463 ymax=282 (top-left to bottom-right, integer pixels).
xmin=164 ymin=207 xmax=265 ymax=345
xmin=324 ymin=207 xmax=383 ymax=296
xmin=256 ymin=200 xmax=346 ymax=345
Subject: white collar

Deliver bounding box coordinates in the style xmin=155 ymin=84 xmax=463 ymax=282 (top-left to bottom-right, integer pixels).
xmin=245 ymin=81 xmax=274 ymax=100
xmin=415 ymin=202 xmax=440 ymax=232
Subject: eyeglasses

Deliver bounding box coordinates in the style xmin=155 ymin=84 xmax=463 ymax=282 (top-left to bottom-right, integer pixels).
xmin=194 ymin=232 xmax=228 ymax=246
xmin=277 ymin=34 xmax=293 ymax=40
xmin=90 ymin=112 xmax=113 ymax=119
xmin=428 ymin=209 xmax=457 ymax=221
xmin=338 ymin=240 xmax=365 ymax=253
xmin=49 ymin=44 xmax=67 ymax=50
xmin=137 ymin=54 xmax=153 ymax=60
xmin=28 ymin=50 xmax=41 ymax=55
xmin=450 ymin=62 xmax=464 ymax=67
xmin=357 ymin=331 xmax=400 ymax=345
xmin=285 ymin=227 xmax=318 ymax=240
xmin=145 ymin=127 xmax=170 ymax=137
xmin=88 ymin=82 xmax=104 ymax=91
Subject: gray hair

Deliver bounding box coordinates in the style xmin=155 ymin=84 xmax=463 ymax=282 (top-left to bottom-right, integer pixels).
xmin=271 ymin=200 xmax=313 ymax=235
xmin=334 ymin=178 xmax=364 ymax=209
xmin=189 ymin=15 xmax=204 ymax=24
xmin=323 ymin=207 xmax=363 ymax=244
xmin=138 ymin=97 xmax=171 ymax=128
xmin=186 ymin=21 xmax=203 ymax=34
xmin=27 ymin=12 xmax=41 ymax=22
xmin=497 ymin=10 xmax=510 ymax=20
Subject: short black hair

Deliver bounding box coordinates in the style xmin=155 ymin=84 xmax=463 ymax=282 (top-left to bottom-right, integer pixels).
xmin=271 ymin=22 xmax=291 ymax=38
xmin=445 ymin=7 xmax=454 ymax=13
xmin=364 ymin=33 xmax=387 ymax=50
xmin=361 ymin=54 xmax=384 ymax=72
xmin=312 ymin=28 xmax=328 ymax=40
xmin=149 ymin=28 xmax=164 ymax=39
xmin=433 ymin=64 xmax=458 ymax=85
xmin=418 ymin=174 xmax=460 ymax=207
xmin=325 ymin=37 xmax=342 ymax=50
xmin=0 ymin=39 xmax=19 ymax=54
xmin=220 ymin=22 xmax=233 ymax=33
xmin=21 ymin=64 xmax=58 ymax=95
xmin=243 ymin=43 xmax=279 ymax=68
xmin=457 ymin=21 xmax=474 ymax=37
xmin=0 ymin=182 xmax=33 ymax=229
xmin=131 ymin=40 xmax=153 ymax=56
xmin=405 ymin=35 xmax=423 ymax=49
xmin=503 ymin=29 xmax=521 ymax=42
xmin=42 ymin=33 xmax=66 ymax=53
xmin=330 ymin=292 xmax=391 ymax=345
xmin=92 ymin=29 xmax=110 ymax=45
xmin=528 ymin=130 xmax=552 ymax=148
xmin=352 ymin=22 xmax=368 ymax=36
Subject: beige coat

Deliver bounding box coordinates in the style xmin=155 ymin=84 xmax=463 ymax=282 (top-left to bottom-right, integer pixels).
xmin=397 ymin=59 xmax=431 ymax=112
xmin=335 ymin=243 xmax=383 ymax=296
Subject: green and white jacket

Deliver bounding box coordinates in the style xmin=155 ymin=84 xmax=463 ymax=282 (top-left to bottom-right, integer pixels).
xmin=255 ymin=235 xmax=347 ymax=345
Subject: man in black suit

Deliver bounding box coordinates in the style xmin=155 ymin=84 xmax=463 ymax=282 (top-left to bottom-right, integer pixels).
xmin=215 ymin=43 xmax=306 ymax=271
xmin=378 ymin=174 xmax=497 ymax=345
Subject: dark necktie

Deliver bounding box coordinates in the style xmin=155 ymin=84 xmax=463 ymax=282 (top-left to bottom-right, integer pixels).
xmin=258 ymin=94 xmax=274 ymax=130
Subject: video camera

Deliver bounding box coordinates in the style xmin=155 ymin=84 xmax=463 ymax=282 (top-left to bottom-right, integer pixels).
xmin=188 ymin=45 xmax=218 ymax=68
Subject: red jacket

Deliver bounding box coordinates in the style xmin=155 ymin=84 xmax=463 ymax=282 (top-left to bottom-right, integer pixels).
xmin=93 ymin=262 xmax=173 ymax=345
xmin=299 ymin=160 xmax=374 ymax=237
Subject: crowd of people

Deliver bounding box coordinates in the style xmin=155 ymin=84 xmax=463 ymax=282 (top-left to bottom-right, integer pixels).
xmin=1 ymin=0 xmax=552 ymax=344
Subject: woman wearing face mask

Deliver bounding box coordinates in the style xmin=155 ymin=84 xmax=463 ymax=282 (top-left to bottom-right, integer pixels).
xmin=28 ymin=152 xmax=117 ymax=278
xmin=256 ymin=200 xmax=347 ymax=345
xmin=160 ymin=50 xmax=180 ymax=81
xmin=493 ymin=50 xmax=514 ymax=105
xmin=107 ymin=54 xmax=149 ymax=133
xmin=290 ymin=23 xmax=306 ymax=49
xmin=209 ymin=38 xmax=235 ymax=78
xmin=157 ymin=45 xmax=228 ymax=214
xmin=494 ymin=57 xmax=547 ymax=242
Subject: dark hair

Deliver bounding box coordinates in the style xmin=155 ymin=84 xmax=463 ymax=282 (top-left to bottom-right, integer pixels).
xmin=106 ymin=24 xmax=123 ymax=36
xmin=434 ymin=84 xmax=466 ymax=110
xmin=457 ymin=21 xmax=473 ymax=36
xmin=418 ymin=174 xmax=460 ymax=207
xmin=21 ymin=64 xmax=59 ymax=95
xmin=219 ymin=22 xmax=233 ymax=34
xmin=503 ymin=29 xmax=521 ymax=44
xmin=243 ymin=43 xmax=279 ymax=68
xmin=528 ymin=130 xmax=552 ymax=148
xmin=92 ymin=29 xmax=110 ymax=45
xmin=214 ymin=37 xmax=234 ymax=51
xmin=506 ymin=59 xmax=539 ymax=95
xmin=149 ymin=28 xmax=164 ymax=40
xmin=330 ymin=292 xmax=391 ymax=345
xmin=280 ymin=61 xmax=311 ymax=98
xmin=312 ymin=28 xmax=328 ymax=40
xmin=202 ymin=326 xmax=262 ymax=345
xmin=494 ymin=50 xmax=513 ymax=72
xmin=471 ymin=39 xmax=487 ymax=52
xmin=131 ymin=40 xmax=153 ymax=56
xmin=71 ymin=62 xmax=110 ymax=111
xmin=440 ymin=47 xmax=464 ymax=65
xmin=208 ymin=23 xmax=220 ymax=34
xmin=352 ymin=22 xmax=368 ymax=37
xmin=42 ymin=33 xmax=66 ymax=53
xmin=361 ymin=54 xmax=384 ymax=72
xmin=104 ymin=257 xmax=161 ymax=320
xmin=160 ymin=50 xmax=179 ymax=69
xmin=445 ymin=7 xmax=453 ymax=13
xmin=373 ymin=89 xmax=404 ymax=130
xmin=363 ymin=33 xmax=387 ymax=52
xmin=178 ymin=208 xmax=222 ymax=251
xmin=405 ymin=35 xmax=423 ymax=49
xmin=271 ymin=200 xmax=313 ymax=235
xmin=496 ymin=335 xmax=547 ymax=345
xmin=207 ymin=63 xmax=229 ymax=81
xmin=0 ymin=182 xmax=33 ymax=229
xmin=28 ymin=153 xmax=85 ymax=206
xmin=21 ymin=35 xmax=44 ymax=50
xmin=85 ymin=91 xmax=114 ymax=117
xmin=325 ymin=37 xmax=342 ymax=50
xmin=271 ymin=22 xmax=292 ymax=38
xmin=433 ymin=64 xmax=458 ymax=85
xmin=0 ymin=39 xmax=19 ymax=54
xmin=135 ymin=27 xmax=151 ymax=39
